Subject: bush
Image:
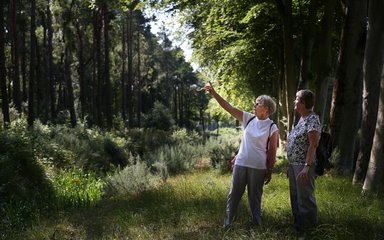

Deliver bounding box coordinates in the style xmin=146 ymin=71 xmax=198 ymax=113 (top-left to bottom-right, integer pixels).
xmin=0 ymin=120 xmax=52 ymax=203
xmin=145 ymin=142 xmax=202 ymax=175
xmin=0 ymin=120 xmax=55 ymax=236
xmin=205 ymin=130 xmax=242 ymax=173
xmin=122 ymin=128 xmax=173 ymax=156
xmin=34 ymin=123 xmax=131 ymax=175
xmin=104 ymin=154 xmax=164 ymax=197
xmin=170 ymin=128 xmax=202 ymax=145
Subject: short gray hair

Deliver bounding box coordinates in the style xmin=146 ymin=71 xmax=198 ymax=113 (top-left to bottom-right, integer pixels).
xmin=256 ymin=95 xmax=276 ymax=115
xmin=297 ymin=89 xmax=315 ymax=109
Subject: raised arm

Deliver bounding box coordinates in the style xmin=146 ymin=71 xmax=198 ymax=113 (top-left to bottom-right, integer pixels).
xmin=204 ymin=82 xmax=243 ymax=122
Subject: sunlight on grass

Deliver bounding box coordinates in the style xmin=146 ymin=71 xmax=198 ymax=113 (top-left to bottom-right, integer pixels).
xmin=14 ymin=167 xmax=384 ymax=240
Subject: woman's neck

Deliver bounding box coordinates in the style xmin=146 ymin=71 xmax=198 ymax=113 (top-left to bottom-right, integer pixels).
xmin=301 ymin=109 xmax=313 ymax=117
xmin=256 ymin=113 xmax=268 ymax=120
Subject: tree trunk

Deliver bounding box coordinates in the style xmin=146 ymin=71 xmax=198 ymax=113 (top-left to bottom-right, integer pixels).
xmin=91 ymin=10 xmax=98 ymax=125
xmin=94 ymin=8 xmax=103 ymax=127
xmin=121 ymin=16 xmax=126 ymax=121
xmin=359 ymin=0 xmax=384 ymax=188
xmin=363 ymin=64 xmax=384 ymax=192
xmin=353 ymin=0 xmax=382 ymax=183
xmin=21 ymin=30 xmax=27 ymax=102
xmin=36 ymin=35 xmax=44 ymax=120
xmin=330 ymin=0 xmax=366 ymax=174
xmin=28 ymin=0 xmax=37 ymax=126
xmin=314 ymin=0 xmax=336 ymax=124
xmin=64 ymin=47 xmax=77 ymax=127
xmin=127 ymin=10 xmax=134 ymax=128
xmin=75 ymin=19 xmax=85 ymax=119
xmin=276 ymin=0 xmax=297 ymax=132
xmin=97 ymin=11 xmax=103 ymax=127
xmin=103 ymin=2 xmax=112 ymax=129
xmin=39 ymin=11 xmax=48 ymax=123
xmin=11 ymin=0 xmax=21 ymax=113
xmin=0 ymin=0 xmax=10 ymax=124
xmin=278 ymin=44 xmax=288 ymax=148
xmin=137 ymin=26 xmax=142 ymax=127
xmin=46 ymin=0 xmax=55 ymax=122
xmin=297 ymin=0 xmax=317 ymax=91
xmin=62 ymin=0 xmax=76 ymax=127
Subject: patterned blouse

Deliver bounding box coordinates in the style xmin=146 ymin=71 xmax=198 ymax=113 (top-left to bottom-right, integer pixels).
xmin=287 ymin=113 xmax=321 ymax=165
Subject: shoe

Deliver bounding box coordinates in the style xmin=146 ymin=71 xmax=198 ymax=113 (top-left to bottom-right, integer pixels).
xmin=223 ymin=224 xmax=232 ymax=231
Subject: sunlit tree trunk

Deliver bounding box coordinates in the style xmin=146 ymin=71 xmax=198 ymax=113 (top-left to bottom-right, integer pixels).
xmin=363 ymin=64 xmax=384 ymax=192
xmin=276 ymin=0 xmax=297 ymax=132
xmin=330 ymin=0 xmax=366 ymax=173
xmin=353 ymin=0 xmax=382 ymax=183
xmin=359 ymin=0 xmax=384 ymax=188
xmin=278 ymin=45 xmax=288 ymax=148
xmin=0 ymin=0 xmax=10 ymax=124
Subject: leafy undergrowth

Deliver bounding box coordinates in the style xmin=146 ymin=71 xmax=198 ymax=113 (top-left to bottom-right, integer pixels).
xmin=10 ymin=167 xmax=384 ymax=240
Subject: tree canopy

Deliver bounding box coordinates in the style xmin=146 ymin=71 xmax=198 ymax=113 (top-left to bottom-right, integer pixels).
xmin=1 ymin=0 xmax=384 ymax=191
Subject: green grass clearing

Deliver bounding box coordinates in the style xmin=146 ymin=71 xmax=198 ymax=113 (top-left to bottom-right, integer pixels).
xmin=10 ymin=166 xmax=384 ymax=240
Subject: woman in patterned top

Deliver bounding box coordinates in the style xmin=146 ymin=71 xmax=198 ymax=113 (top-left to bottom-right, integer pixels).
xmin=204 ymin=82 xmax=278 ymax=228
xmin=287 ymin=89 xmax=321 ymax=233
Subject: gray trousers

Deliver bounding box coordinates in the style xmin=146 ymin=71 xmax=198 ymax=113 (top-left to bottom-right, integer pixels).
xmin=288 ymin=164 xmax=318 ymax=232
xmin=224 ymin=165 xmax=266 ymax=226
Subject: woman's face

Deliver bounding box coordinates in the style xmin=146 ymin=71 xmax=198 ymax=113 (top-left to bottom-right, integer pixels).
xmin=294 ymin=94 xmax=305 ymax=113
xmin=254 ymin=99 xmax=268 ymax=118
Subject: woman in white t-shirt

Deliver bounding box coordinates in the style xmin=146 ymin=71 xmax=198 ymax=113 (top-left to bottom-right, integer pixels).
xmin=204 ymin=82 xmax=279 ymax=228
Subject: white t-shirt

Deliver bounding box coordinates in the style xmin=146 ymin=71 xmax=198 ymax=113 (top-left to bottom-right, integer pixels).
xmin=235 ymin=111 xmax=278 ymax=169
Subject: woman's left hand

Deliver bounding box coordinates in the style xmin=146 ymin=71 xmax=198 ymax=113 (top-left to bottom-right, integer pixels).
xmin=264 ymin=169 xmax=272 ymax=185
xmin=296 ymin=166 xmax=310 ymax=181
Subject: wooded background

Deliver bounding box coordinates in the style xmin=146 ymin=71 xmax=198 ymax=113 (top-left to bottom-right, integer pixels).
xmin=1 ymin=0 xmax=384 ymax=192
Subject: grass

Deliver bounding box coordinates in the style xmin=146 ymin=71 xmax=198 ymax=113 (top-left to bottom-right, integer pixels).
xmin=8 ymin=163 xmax=384 ymax=240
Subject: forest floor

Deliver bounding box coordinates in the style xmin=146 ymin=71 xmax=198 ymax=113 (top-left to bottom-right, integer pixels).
xmin=11 ymin=162 xmax=384 ymax=240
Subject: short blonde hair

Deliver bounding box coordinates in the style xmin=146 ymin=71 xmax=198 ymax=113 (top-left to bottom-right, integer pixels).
xmin=256 ymin=95 xmax=276 ymax=115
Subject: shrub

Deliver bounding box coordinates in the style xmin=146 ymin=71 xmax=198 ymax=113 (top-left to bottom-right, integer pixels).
xmin=104 ymin=154 xmax=163 ymax=197
xmin=145 ymin=142 xmax=202 ymax=175
xmin=0 ymin=120 xmax=52 ymax=203
xmin=39 ymin=124 xmax=131 ymax=175
xmin=123 ymin=128 xmax=173 ymax=156
xmin=170 ymin=128 xmax=202 ymax=145
xmin=205 ymin=130 xmax=241 ymax=173
xmin=103 ymin=138 xmax=128 ymax=167
xmin=0 ymin=120 xmax=55 ymax=236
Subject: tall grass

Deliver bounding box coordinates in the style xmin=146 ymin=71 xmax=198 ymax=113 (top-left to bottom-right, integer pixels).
xmin=52 ymin=168 xmax=106 ymax=208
